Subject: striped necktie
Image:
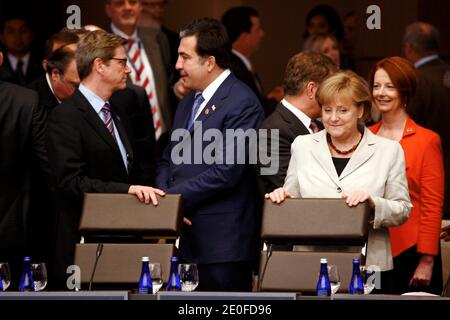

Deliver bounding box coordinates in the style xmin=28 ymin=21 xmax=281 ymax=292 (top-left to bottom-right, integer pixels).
xmin=309 ymin=120 xmax=320 ymax=133
xmin=101 ymin=102 xmax=116 ymax=140
xmin=187 ymin=92 xmax=204 ymax=130
xmin=127 ymin=38 xmax=162 ymax=140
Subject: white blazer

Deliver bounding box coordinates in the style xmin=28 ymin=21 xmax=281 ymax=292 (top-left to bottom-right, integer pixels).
xmin=283 ymin=127 xmax=412 ymax=271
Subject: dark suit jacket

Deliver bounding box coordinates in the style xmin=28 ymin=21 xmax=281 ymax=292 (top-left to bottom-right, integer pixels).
xmin=257 ymin=102 xmax=312 ymax=194
xmin=229 ymin=52 xmax=278 ymax=117
xmin=138 ymin=27 xmax=174 ymax=132
xmin=28 ymin=74 xmax=59 ymax=116
xmin=2 ymin=51 xmax=43 ymax=86
xmin=109 ymin=25 xmax=174 ymax=133
xmin=0 ymin=81 xmax=49 ymax=284
xmin=161 ymin=25 xmax=180 ymax=80
xmin=110 ymin=84 xmax=157 ymax=185
xmin=46 ymin=89 xmax=136 ymax=280
xmin=156 ymin=73 xmax=265 ymax=264
xmin=408 ymin=57 xmax=450 ymax=217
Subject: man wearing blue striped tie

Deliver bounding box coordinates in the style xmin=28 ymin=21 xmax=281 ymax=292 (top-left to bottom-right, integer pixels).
xmin=46 ymin=30 xmax=165 ymax=289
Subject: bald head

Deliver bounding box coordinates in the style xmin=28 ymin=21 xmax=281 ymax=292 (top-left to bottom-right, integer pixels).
xmin=403 ymin=22 xmax=440 ymax=62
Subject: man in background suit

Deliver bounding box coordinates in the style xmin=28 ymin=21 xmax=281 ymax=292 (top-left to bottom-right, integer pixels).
xmin=0 ymin=15 xmax=42 ymax=85
xmin=403 ymin=22 xmax=450 ymax=219
xmin=0 ymin=49 xmax=49 ymax=288
xmin=156 ymin=18 xmax=265 ymax=291
xmin=138 ymin=0 xmax=179 ymax=75
xmin=46 ymin=30 xmax=164 ymax=288
xmin=28 ymin=43 xmax=80 ymax=115
xmin=222 ymin=6 xmax=280 ymax=116
xmin=257 ymin=52 xmax=336 ymax=194
xmin=106 ymin=0 xmax=173 ymax=155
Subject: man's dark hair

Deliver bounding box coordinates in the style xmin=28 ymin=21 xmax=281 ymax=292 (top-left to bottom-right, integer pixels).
xmin=403 ymin=22 xmax=440 ymax=55
xmin=0 ymin=12 xmax=34 ymax=33
xmin=43 ymin=28 xmax=80 ymax=59
xmin=46 ymin=44 xmax=76 ymax=76
xmin=179 ymin=17 xmax=231 ymax=69
xmin=283 ymin=51 xmax=337 ymax=96
xmin=303 ymin=4 xmax=344 ymax=41
xmin=221 ymin=6 xmax=259 ymax=43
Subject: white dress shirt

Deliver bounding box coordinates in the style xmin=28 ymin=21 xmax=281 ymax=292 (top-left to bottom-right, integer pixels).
xmin=281 ymin=98 xmax=316 ymax=133
xmin=193 ymin=69 xmax=231 ymax=121
xmin=78 ymin=83 xmax=128 ymax=172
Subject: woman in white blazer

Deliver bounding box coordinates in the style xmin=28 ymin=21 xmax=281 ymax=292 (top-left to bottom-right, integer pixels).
xmin=266 ymin=70 xmax=412 ymax=276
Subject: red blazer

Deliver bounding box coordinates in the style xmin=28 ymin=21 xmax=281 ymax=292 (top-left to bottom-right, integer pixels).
xmin=370 ymin=117 xmax=444 ymax=257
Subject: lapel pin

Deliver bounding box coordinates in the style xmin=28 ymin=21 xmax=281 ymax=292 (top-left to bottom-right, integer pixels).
xmin=406 ymin=127 xmax=412 ymax=133
xmin=212 ymin=105 xmax=216 ymax=111
xmin=205 ymin=108 xmax=209 ymax=115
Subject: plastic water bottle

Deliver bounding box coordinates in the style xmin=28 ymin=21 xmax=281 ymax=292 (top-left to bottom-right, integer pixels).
xmin=138 ymin=257 xmax=153 ymax=294
xmin=316 ymin=258 xmax=331 ymax=296
xmin=166 ymin=256 xmax=181 ymax=291
xmin=348 ymin=258 xmax=364 ymax=294
xmin=19 ymin=256 xmax=35 ymax=292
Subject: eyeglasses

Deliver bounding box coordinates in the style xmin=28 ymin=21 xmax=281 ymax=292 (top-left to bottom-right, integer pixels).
xmin=110 ymin=57 xmax=128 ymax=68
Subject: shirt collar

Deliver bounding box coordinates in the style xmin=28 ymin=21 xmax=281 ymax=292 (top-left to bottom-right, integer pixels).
xmin=45 ymin=73 xmax=61 ymax=104
xmin=414 ymin=54 xmax=439 ymax=68
xmin=7 ymin=52 xmax=30 ymax=72
xmin=281 ymin=98 xmax=313 ymax=130
xmin=201 ymin=69 xmax=231 ymax=103
xmin=232 ymin=49 xmax=252 ymax=71
xmin=110 ymin=23 xmax=139 ymax=42
xmin=78 ymin=83 xmax=109 ymax=114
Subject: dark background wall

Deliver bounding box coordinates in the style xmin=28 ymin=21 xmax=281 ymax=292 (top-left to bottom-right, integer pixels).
xmin=2 ymin=0 xmax=449 ymax=93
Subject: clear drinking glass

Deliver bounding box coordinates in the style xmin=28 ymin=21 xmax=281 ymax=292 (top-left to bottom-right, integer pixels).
xmin=328 ymin=265 xmax=341 ymax=295
xmin=149 ymin=262 xmax=163 ymax=294
xmin=0 ymin=262 xmax=11 ymax=291
xmin=178 ymin=263 xmax=199 ymax=292
xmin=31 ymin=263 xmax=48 ymax=291
xmin=360 ymin=265 xmax=377 ymax=294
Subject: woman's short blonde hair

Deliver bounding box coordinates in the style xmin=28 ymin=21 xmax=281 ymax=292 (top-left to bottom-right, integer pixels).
xmin=316 ymin=70 xmax=373 ymax=121
xmin=303 ymin=32 xmax=338 ymax=52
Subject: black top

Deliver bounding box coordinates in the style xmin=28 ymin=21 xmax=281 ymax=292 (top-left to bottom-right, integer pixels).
xmin=332 ymin=157 xmax=350 ymax=177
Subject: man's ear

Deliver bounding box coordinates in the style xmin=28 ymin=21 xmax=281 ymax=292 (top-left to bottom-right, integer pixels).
xmin=0 ymin=51 xmax=3 ymax=66
xmin=93 ymin=57 xmax=105 ymax=75
xmin=105 ymin=4 xmax=112 ymax=19
xmin=306 ymin=81 xmax=317 ymax=100
xmin=207 ymin=56 xmax=216 ymax=72
xmin=50 ymin=68 xmax=61 ymax=81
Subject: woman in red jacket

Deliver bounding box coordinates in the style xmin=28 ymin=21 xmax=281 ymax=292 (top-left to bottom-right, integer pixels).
xmin=369 ymin=56 xmax=444 ymax=294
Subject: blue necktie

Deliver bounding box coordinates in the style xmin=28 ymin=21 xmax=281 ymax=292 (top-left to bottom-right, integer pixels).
xmin=187 ymin=92 xmax=204 ymax=129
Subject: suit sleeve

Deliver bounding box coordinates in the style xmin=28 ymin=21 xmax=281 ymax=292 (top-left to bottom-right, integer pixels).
xmin=30 ymin=95 xmax=51 ymax=183
xmin=131 ymin=86 xmax=157 ymax=185
xmin=257 ymin=125 xmax=292 ymax=194
xmin=372 ymin=143 xmax=412 ymax=228
xmin=156 ymin=140 xmax=172 ymax=190
xmin=46 ymin=109 xmax=130 ymax=197
xmin=282 ymin=138 xmax=301 ymax=197
xmin=164 ymin=97 xmax=264 ymax=209
xmin=417 ymin=134 xmax=444 ymax=255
